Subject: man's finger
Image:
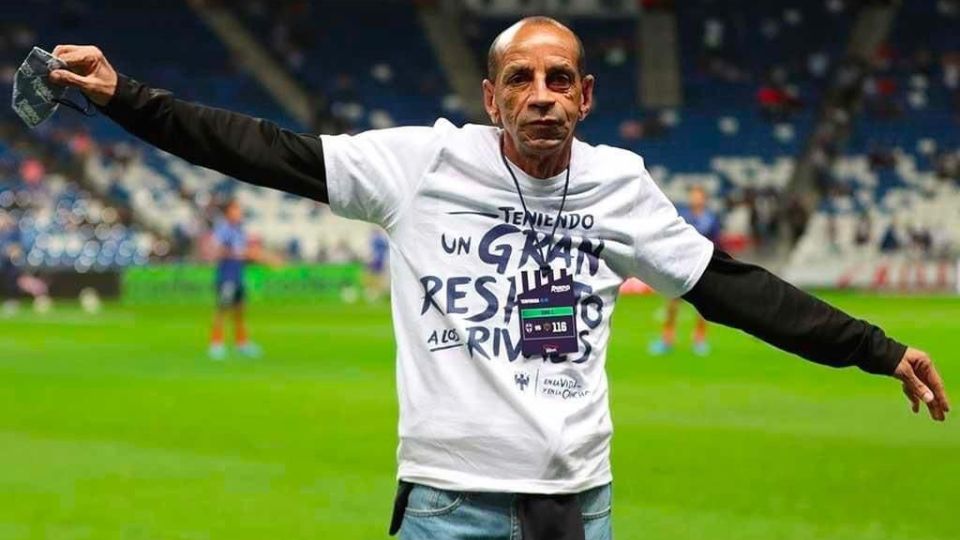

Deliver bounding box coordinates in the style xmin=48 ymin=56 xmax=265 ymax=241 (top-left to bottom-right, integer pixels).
xmin=902 ymin=383 xmax=920 ymax=413
xmin=924 ymin=367 xmax=950 ymax=414
xmin=905 ymin=370 xmax=935 ymax=404
xmin=55 ymin=49 xmax=96 ymax=69
xmin=48 ymin=69 xmax=94 ymax=89
xmin=915 ymin=360 xmax=950 ymax=417
xmin=52 ymin=44 xmax=81 ymax=57
xmin=925 ymin=397 xmax=944 ymax=421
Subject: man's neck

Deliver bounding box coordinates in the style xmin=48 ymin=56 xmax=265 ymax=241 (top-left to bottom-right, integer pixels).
xmin=502 ymin=134 xmax=572 ymax=179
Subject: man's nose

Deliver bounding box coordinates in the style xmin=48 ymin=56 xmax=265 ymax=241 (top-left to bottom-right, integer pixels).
xmin=528 ymin=75 xmax=555 ymax=111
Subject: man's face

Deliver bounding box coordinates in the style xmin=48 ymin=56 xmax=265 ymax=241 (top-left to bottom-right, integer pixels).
xmin=483 ymin=24 xmax=594 ymax=159
xmin=689 ymin=187 xmax=706 ymax=212
xmin=226 ymin=202 xmax=243 ymax=224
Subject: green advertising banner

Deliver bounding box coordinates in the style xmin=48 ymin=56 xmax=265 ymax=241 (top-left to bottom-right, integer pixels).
xmin=123 ymin=263 xmax=363 ymax=304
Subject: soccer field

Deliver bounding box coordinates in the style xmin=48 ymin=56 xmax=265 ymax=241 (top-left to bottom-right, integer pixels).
xmin=0 ymin=293 xmax=956 ymax=540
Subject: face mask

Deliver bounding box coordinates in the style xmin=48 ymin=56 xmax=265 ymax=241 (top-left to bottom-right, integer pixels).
xmin=11 ymin=47 xmax=92 ymax=128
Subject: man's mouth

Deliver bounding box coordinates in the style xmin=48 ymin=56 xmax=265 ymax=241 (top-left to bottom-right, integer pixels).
xmin=527 ymin=118 xmax=562 ymax=127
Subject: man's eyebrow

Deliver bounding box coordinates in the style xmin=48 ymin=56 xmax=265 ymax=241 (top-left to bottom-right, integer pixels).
xmin=547 ymin=65 xmax=577 ymax=75
xmin=501 ymin=64 xmax=532 ymax=77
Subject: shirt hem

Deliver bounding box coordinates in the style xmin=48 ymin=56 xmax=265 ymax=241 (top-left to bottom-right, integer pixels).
xmin=397 ymin=465 xmax=613 ymax=495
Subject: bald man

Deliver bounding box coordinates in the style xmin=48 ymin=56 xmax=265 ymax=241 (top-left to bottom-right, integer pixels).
xmin=50 ymin=16 xmax=948 ymax=540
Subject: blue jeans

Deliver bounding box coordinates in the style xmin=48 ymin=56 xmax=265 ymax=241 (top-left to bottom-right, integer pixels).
xmin=398 ymin=483 xmax=612 ymax=540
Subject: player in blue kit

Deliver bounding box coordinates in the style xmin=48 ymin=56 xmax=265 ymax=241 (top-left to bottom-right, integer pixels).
xmin=650 ymin=185 xmax=722 ymax=356
xmin=364 ymin=229 xmax=390 ymax=302
xmin=209 ymin=200 xmax=265 ymax=360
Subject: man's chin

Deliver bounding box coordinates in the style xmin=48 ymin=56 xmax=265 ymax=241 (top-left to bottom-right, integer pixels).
xmin=520 ymin=137 xmax=566 ymax=155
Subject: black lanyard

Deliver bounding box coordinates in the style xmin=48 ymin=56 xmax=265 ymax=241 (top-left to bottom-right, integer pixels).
xmin=499 ymin=136 xmax=571 ymax=271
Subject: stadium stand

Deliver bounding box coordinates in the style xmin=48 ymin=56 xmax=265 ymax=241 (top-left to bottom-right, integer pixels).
xmin=784 ymin=0 xmax=960 ymax=288
xmin=231 ymin=0 xmax=467 ymax=132
xmin=0 ymin=0 xmax=362 ymax=266
xmin=0 ymin=135 xmax=154 ymax=271
xmin=459 ymin=2 xmax=857 ymax=250
xmin=0 ymin=0 xmax=957 ymax=282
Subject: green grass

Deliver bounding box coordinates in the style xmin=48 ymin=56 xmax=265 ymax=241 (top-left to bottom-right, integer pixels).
xmin=0 ymin=293 xmax=957 ymax=539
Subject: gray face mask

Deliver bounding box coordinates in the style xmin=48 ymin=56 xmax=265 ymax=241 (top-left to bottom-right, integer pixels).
xmin=11 ymin=47 xmax=90 ymax=128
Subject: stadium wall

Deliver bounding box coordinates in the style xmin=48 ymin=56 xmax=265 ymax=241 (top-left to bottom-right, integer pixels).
xmin=122 ymin=264 xmax=363 ymax=304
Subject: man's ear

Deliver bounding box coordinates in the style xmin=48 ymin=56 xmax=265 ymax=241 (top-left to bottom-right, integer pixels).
xmin=579 ymin=74 xmax=595 ymax=121
xmin=482 ymin=79 xmax=500 ymax=125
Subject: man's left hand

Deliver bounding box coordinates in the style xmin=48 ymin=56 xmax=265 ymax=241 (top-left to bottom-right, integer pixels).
xmin=894 ymin=348 xmax=950 ymax=422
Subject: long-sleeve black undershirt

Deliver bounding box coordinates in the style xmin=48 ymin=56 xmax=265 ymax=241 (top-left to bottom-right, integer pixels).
xmin=97 ymin=75 xmax=905 ymax=377
xmin=98 ymin=74 xmax=328 ymax=202
xmin=684 ymin=251 xmax=905 ymax=376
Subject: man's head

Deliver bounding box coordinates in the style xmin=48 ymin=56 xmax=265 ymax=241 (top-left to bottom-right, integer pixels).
xmin=688 ymin=185 xmax=707 ymax=214
xmin=482 ymin=17 xmax=594 ymax=166
xmin=225 ymin=200 xmax=243 ymax=224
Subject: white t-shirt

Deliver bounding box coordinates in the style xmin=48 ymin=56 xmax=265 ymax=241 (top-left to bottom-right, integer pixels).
xmin=322 ymin=119 xmax=713 ymax=494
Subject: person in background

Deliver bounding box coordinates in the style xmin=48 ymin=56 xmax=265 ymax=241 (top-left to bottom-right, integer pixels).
xmin=209 ymin=200 xmax=279 ymax=360
xmin=650 ymin=185 xmax=722 ymax=356
xmin=364 ymin=229 xmax=389 ymax=302
xmin=854 ymin=211 xmax=872 ymax=247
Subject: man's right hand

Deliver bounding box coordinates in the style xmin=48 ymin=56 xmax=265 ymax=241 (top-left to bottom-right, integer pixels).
xmin=48 ymin=45 xmax=119 ymax=107
xmin=894 ymin=347 xmax=950 ymax=422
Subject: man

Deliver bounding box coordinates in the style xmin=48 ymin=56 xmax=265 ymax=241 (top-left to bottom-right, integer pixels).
xmin=48 ymin=16 xmax=949 ymax=540
xmin=209 ymin=199 xmax=261 ymax=360
xmin=650 ymin=184 xmax=721 ymax=356
xmin=364 ymin=229 xmax=390 ymax=302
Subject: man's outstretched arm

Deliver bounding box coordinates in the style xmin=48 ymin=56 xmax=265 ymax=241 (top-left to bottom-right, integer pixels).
xmin=49 ymin=45 xmax=328 ymax=202
xmin=683 ymin=250 xmax=950 ymax=421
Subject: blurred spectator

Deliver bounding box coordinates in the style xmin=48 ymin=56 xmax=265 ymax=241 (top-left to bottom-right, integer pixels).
xmin=879 ymin=219 xmax=902 ymax=253
xmin=854 ymin=212 xmax=872 ymax=246
xmin=826 ymin=213 xmax=839 ymax=252
xmin=19 ymin=158 xmax=45 ymax=186
xmin=868 ymin=143 xmax=897 ymax=171
xmin=930 ymin=224 xmax=954 ymax=258
xmin=807 ymin=51 xmax=830 ymax=79
xmin=757 ymin=81 xmax=801 ymax=122
xmin=935 ymin=149 xmax=959 ymax=180
xmin=287 ymin=237 xmax=302 ymax=261
xmin=757 ymin=84 xmax=788 ymax=121
xmin=747 ymin=188 xmax=780 ymax=250
xmin=908 ymin=223 xmax=932 ymax=255
xmin=619 ymin=119 xmax=642 ymax=142
xmin=783 ymin=195 xmax=809 ymax=244
xmin=863 ymin=74 xmax=902 ymax=119
xmin=702 ymin=18 xmax=724 ymax=51
xmin=618 ymin=114 xmax=668 ymax=142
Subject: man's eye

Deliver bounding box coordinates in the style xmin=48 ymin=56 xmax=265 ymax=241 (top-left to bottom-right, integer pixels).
xmin=507 ymin=74 xmax=527 ymax=84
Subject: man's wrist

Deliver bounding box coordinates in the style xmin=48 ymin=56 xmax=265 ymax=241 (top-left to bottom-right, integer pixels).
xmin=96 ymin=73 xmax=136 ymax=117
xmin=856 ymin=325 xmax=907 ymax=376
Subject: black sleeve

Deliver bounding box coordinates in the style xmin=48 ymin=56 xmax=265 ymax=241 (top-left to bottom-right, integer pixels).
xmin=682 ymin=250 xmax=906 ymax=376
xmin=97 ymin=74 xmax=328 ymax=202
